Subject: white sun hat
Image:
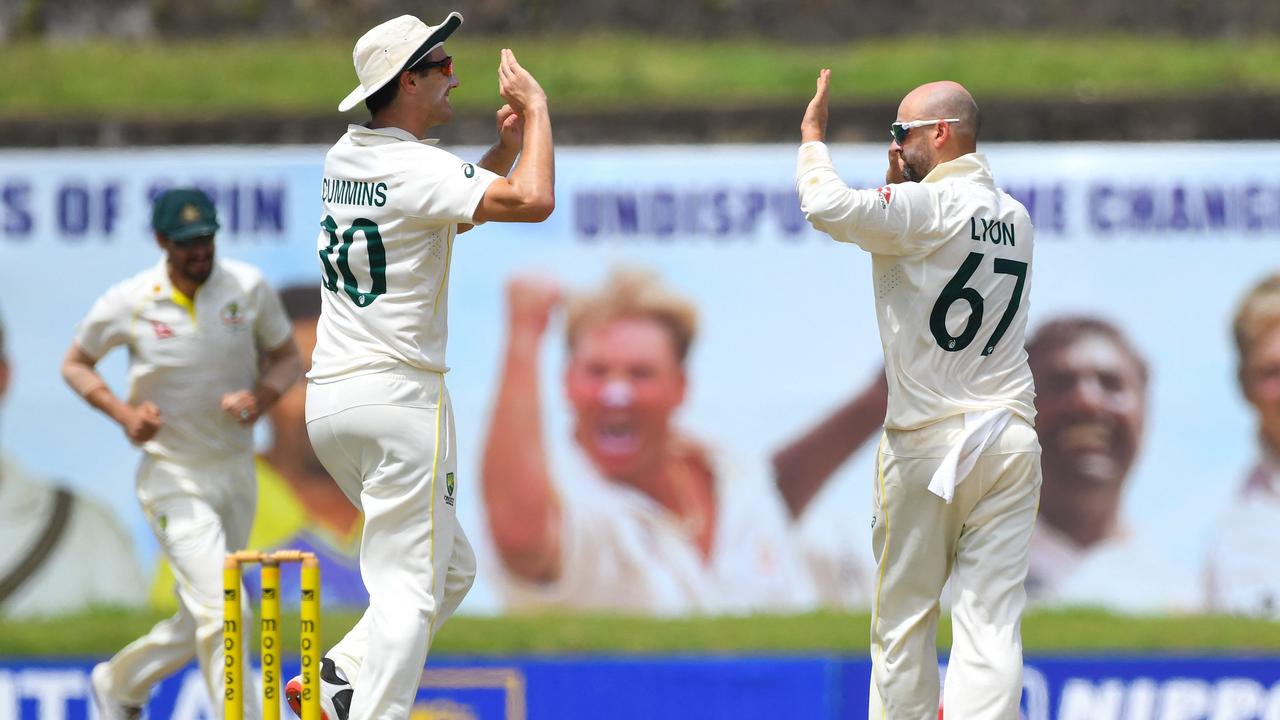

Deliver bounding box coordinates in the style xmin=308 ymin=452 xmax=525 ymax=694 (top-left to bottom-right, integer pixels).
xmin=338 ymin=11 xmax=464 ymax=112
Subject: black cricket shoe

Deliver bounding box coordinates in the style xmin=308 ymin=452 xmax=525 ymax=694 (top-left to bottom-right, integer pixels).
xmin=285 ymin=656 xmax=353 ymax=720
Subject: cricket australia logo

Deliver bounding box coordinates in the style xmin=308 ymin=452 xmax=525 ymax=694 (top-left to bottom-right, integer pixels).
xmin=445 ymin=472 xmax=456 ymax=507
xmin=220 ymin=301 xmax=246 ymax=327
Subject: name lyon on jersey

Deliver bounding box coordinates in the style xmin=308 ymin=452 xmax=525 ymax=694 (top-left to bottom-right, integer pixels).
xmin=970 ymin=217 xmax=1016 ymax=245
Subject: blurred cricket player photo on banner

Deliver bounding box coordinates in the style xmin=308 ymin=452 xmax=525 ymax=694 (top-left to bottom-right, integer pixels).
xmin=296 ymin=9 xmax=555 ymax=720
xmin=1023 ymin=317 xmax=1147 ymax=600
xmin=777 ymin=315 xmax=1199 ymax=614
xmin=1207 ymin=274 xmax=1280 ymax=616
xmin=1022 ymin=316 xmax=1196 ymax=612
xmin=796 ymin=69 xmax=1040 ymax=719
xmin=482 ymin=268 xmax=817 ymax=615
xmin=0 ymin=308 xmax=147 ymax=619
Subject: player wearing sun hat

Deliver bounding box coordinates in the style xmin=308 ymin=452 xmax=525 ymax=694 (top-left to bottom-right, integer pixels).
xmin=288 ymin=10 xmax=556 ymax=720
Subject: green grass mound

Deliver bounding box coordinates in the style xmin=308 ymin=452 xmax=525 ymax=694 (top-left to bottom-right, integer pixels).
xmin=5 ymin=34 xmax=1280 ymax=118
xmin=4 ymin=607 xmax=1280 ymax=657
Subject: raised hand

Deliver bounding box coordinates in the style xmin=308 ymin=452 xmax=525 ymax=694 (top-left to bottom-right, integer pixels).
xmin=506 ymin=274 xmax=562 ymax=337
xmin=886 ymin=145 xmax=907 ymax=184
xmin=497 ymin=48 xmax=547 ymax=114
xmin=801 ymin=68 xmax=831 ymax=144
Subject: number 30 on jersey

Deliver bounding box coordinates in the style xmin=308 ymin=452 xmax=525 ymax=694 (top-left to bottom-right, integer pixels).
xmin=320 ymin=216 xmax=386 ymax=307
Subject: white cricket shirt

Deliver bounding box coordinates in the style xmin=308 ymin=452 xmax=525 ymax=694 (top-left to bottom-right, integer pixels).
xmin=309 ymin=125 xmax=500 ymax=383
xmin=497 ymin=445 xmax=818 ymax=615
xmin=1206 ymin=456 xmax=1280 ymax=616
xmin=74 ymin=258 xmax=292 ymax=460
xmin=797 ymin=145 xmax=1036 ymax=430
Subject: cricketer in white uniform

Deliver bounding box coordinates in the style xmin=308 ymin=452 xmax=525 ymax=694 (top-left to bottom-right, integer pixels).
xmin=61 ymin=188 xmax=302 ymax=720
xmin=484 ymin=271 xmax=817 ymax=616
xmin=295 ymin=12 xmax=555 ymax=720
xmin=796 ymin=72 xmax=1041 ymax=720
xmin=497 ymin=444 xmax=818 ymax=614
xmin=1206 ymin=273 xmax=1280 ymax=616
xmin=1206 ymin=456 xmax=1280 ymax=615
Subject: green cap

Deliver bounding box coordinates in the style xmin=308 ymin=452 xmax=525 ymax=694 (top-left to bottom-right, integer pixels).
xmin=152 ymin=188 xmax=220 ymax=243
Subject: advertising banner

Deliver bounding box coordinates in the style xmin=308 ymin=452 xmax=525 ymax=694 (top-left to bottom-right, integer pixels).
xmin=4 ymin=655 xmax=1280 ymax=719
xmin=0 ymin=142 xmax=1276 ymax=617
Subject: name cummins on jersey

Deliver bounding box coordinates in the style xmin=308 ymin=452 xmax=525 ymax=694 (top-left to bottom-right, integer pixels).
xmin=796 ymin=144 xmax=1036 ymax=430
xmin=310 ymin=124 xmax=500 ymax=383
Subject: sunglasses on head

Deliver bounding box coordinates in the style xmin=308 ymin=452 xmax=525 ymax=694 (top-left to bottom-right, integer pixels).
xmin=412 ymin=55 xmax=454 ymax=76
xmin=889 ymin=118 xmax=960 ymax=145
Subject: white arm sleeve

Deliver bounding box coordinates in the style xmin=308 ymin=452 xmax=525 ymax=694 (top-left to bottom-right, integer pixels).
xmin=796 ymin=141 xmax=949 ymax=256
xmin=401 ymin=150 xmax=501 ymax=225
xmin=251 ymin=276 xmax=294 ymax=353
xmin=74 ymin=284 xmax=133 ymax=360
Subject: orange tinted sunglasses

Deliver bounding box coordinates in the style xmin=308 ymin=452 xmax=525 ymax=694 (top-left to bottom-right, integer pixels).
xmin=413 ymin=55 xmax=453 ymax=77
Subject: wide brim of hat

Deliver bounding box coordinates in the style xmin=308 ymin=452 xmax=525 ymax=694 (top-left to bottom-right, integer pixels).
xmin=338 ymin=11 xmax=463 ymax=113
xmin=167 ymin=220 xmax=220 ymax=243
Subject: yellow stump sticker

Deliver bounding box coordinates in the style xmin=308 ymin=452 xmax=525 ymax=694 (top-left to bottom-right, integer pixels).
xmin=261 ymin=560 xmax=281 ymax=720
xmin=300 ymin=556 xmax=322 ymax=720
xmin=223 ymin=557 xmax=244 ymax=720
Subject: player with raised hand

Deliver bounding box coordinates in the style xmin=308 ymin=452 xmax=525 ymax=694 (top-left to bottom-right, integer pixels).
xmin=288 ymin=11 xmax=554 ymax=720
xmin=797 ymin=70 xmax=1041 ymax=719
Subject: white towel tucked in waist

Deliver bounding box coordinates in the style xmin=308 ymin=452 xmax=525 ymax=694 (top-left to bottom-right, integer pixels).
xmin=927 ymin=408 xmax=1013 ymax=503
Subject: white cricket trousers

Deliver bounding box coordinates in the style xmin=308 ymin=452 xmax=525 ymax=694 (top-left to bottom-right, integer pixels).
xmin=99 ymin=453 xmax=260 ymax=719
xmin=868 ymin=415 xmax=1041 ymax=720
xmin=306 ymin=369 xmax=476 ymax=720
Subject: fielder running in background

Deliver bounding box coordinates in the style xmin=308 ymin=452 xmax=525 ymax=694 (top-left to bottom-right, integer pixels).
xmin=147 ymin=284 xmax=369 ymax=612
xmin=61 ymin=188 xmax=302 ymax=720
xmin=482 ymin=269 xmax=817 ymax=615
xmin=797 ymin=71 xmax=1040 ymax=719
xmin=0 ymin=307 xmax=146 ymax=617
xmin=1207 ymin=274 xmax=1280 ymax=615
xmin=296 ymin=12 xmax=554 ymax=720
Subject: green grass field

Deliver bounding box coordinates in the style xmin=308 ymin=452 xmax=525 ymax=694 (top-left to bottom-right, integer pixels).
xmin=4 ymin=607 xmax=1280 ymax=657
xmin=5 ymin=34 xmax=1280 ymax=118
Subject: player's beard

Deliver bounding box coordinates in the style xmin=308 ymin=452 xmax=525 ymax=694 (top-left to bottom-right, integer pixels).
xmin=900 ymin=154 xmax=927 ymax=183
xmin=899 ymin=141 xmax=937 ymax=183
xmin=182 ymin=263 xmax=213 ymax=285
xmin=177 ymin=249 xmax=214 ymax=285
